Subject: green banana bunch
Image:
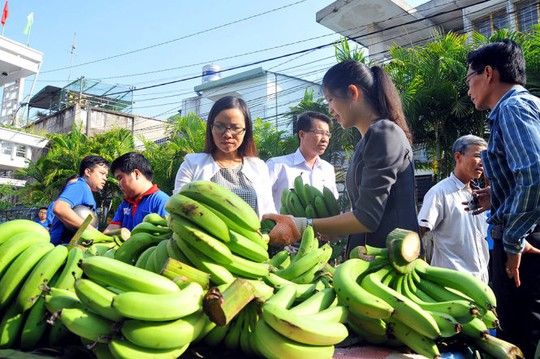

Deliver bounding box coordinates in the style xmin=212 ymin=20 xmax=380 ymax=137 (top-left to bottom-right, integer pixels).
xmin=165 ymin=193 xmax=230 ymax=242
xmin=280 ymin=175 xmax=340 ymax=218
xmin=180 ymin=180 xmax=260 ymax=232
xmin=74 ymin=278 xmax=123 ymax=321
xmin=16 ymin=245 xmax=68 ymax=312
xmin=169 ymin=214 xmax=233 ymax=265
xmin=0 ymin=231 xmax=48 ymax=278
xmin=0 ymin=241 xmax=53 ymax=310
xmin=78 ymin=255 xmax=180 ymax=294
xmin=113 ymin=231 xmax=165 ymax=265
xmin=0 ymin=219 xmax=50 ymax=246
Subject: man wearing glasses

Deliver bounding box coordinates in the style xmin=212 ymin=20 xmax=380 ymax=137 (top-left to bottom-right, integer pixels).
xmin=465 ymin=39 xmax=540 ymax=358
xmin=267 ymin=111 xmax=339 ymax=214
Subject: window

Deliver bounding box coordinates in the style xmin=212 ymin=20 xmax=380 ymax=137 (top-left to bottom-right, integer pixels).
xmin=1 ymin=142 xmax=12 ymax=155
xmin=516 ymin=0 xmax=539 ymax=33
xmin=16 ymin=145 xmax=26 ymax=158
xmin=473 ymin=10 xmax=510 ymax=37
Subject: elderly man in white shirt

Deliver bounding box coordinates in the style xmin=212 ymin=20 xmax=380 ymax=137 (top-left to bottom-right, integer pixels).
xmin=267 ymin=111 xmax=339 ymax=213
xmin=418 ymin=134 xmax=490 ymax=283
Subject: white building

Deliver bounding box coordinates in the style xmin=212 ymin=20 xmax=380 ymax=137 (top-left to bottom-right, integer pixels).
xmin=316 ymin=0 xmax=539 ymax=63
xmin=182 ymin=67 xmax=322 ymax=133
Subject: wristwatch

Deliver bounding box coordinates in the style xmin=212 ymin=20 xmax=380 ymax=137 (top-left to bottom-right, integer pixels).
xmin=306 ymin=218 xmax=313 ymax=228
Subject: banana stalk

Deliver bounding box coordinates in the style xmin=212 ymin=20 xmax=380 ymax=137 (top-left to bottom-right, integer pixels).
xmin=386 ymin=228 xmax=421 ymax=274
xmin=161 ymin=257 xmax=211 ymax=290
xmin=203 ymin=278 xmax=256 ymax=326
xmin=472 ymin=334 xmax=525 ymax=359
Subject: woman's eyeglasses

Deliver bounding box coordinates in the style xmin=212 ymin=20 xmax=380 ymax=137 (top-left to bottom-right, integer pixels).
xmin=211 ymin=124 xmax=246 ymax=135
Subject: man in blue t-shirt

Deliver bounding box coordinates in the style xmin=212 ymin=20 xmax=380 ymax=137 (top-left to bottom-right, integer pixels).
xmin=105 ymin=152 xmax=169 ymax=232
xmin=34 ymin=207 xmax=50 ymax=229
xmin=50 ymin=155 xmax=110 ymax=245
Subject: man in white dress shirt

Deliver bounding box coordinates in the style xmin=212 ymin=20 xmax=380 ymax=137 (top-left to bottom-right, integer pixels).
xmin=417 ymin=135 xmax=490 ymax=283
xmin=267 ymin=111 xmax=339 ymax=213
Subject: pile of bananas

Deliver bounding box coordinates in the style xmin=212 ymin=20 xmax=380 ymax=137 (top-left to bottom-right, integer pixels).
xmin=279 ymin=175 xmax=340 ymax=218
xmin=333 ymin=229 xmax=524 ymax=359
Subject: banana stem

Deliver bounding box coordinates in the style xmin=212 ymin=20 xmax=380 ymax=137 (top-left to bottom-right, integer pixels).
xmin=161 ymin=258 xmax=211 ymax=290
xmin=104 ymin=228 xmax=131 ymax=242
xmin=203 ymin=278 xmax=256 ymax=326
xmin=386 ymin=228 xmax=421 ymax=274
xmin=472 ymin=334 xmax=525 ymax=359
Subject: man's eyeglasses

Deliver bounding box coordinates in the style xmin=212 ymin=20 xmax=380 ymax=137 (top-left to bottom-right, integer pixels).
xmin=463 ymin=67 xmax=486 ymax=86
xmin=211 ymin=124 xmax=246 ymax=135
xmin=307 ymin=130 xmax=332 ymax=138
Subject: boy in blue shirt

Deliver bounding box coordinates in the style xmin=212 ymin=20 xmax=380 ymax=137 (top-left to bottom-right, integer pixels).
xmin=50 ymin=155 xmax=110 ymax=245
xmin=105 ymin=152 xmax=169 ymax=232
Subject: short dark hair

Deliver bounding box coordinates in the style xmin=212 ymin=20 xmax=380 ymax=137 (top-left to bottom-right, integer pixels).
xmin=204 ymin=96 xmax=257 ymax=157
xmin=296 ymin=111 xmax=332 ymax=138
xmin=78 ymin=155 xmax=110 ymax=177
xmin=467 ymin=39 xmax=526 ymax=86
xmin=110 ymin=152 xmax=153 ymax=181
xmin=38 ymin=206 xmax=48 ymax=211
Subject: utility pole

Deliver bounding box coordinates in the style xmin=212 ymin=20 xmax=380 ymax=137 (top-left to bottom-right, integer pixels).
xmin=67 ymin=33 xmax=76 ymax=83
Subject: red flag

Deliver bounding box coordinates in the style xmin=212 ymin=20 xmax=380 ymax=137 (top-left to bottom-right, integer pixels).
xmin=1 ymin=1 xmax=8 ymax=26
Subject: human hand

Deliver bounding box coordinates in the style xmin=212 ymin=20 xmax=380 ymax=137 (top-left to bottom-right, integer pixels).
xmin=261 ymin=213 xmax=303 ymax=248
xmin=463 ymin=186 xmax=490 ymax=215
xmin=505 ymin=253 xmax=521 ymax=287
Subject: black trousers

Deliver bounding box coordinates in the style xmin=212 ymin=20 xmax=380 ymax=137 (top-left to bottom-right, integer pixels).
xmin=491 ymin=225 xmax=540 ymax=359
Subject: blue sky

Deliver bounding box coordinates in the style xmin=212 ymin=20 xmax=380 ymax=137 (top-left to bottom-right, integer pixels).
xmin=1 ymin=0 xmax=427 ymax=120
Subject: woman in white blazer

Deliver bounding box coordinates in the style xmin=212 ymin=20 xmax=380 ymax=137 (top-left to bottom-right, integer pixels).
xmin=173 ymin=96 xmax=275 ymax=218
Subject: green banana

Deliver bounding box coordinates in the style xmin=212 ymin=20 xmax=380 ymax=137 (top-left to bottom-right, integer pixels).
xmin=17 ymin=245 xmax=68 ymax=312
xmin=143 ymin=246 xmax=158 ymax=273
xmin=253 ymin=319 xmax=335 ymax=359
xmin=310 ymin=305 xmax=348 ymax=323
xmin=275 ymin=244 xmax=332 ymax=280
xmin=266 ymin=283 xmax=298 ymax=308
xmin=74 ymin=278 xmax=123 ymax=321
xmin=289 ymin=287 xmax=336 ymax=315
xmin=112 ymin=281 xmax=203 ymax=321
xmin=44 ymin=293 xmax=83 ymax=313
xmin=165 ymin=238 xmax=191 ymax=264
xmin=385 ymin=317 xmax=441 ymax=358
xmin=170 ymin=215 xmax=233 ymax=265
xmin=114 ymin=232 xmax=164 ymax=265
xmin=425 ymin=310 xmax=462 ymax=338
xmin=360 ymin=266 xmax=440 ymax=339
xmin=174 ymin=234 xmax=235 ymax=285
xmin=460 ymin=316 xmax=489 ymax=339
xmin=134 ymin=245 xmax=156 ymax=269
xmin=266 ymin=249 xmax=291 ymax=270
xmin=413 ymin=272 xmax=474 ymax=303
xmin=414 ymin=259 xmax=496 ymax=312
xmin=239 ymin=305 xmax=258 ymax=356
xmin=471 ymin=333 xmax=525 ymax=359
xmin=121 ymin=311 xmax=205 ymax=349
xmin=0 ymin=241 xmax=53 ymax=309
xmin=348 ymin=310 xmax=387 ymax=336
xmin=403 ymin=273 xmax=478 ymax=320
xmin=313 ymin=195 xmax=331 ymax=218
xmin=292 ymin=242 xmax=333 ymax=284
xmin=0 ymin=301 xmax=27 ymax=349
xmin=480 ymin=308 xmax=500 ymax=329
xmin=264 ymin=273 xmax=325 ymax=301
xmin=280 ymin=188 xmax=290 ymax=212
xmin=165 ymin=193 xmax=231 ymax=242
xmin=322 ymin=186 xmax=340 ymax=216
xmin=150 ymin=239 xmax=170 ymax=274
xmin=332 ymin=258 xmax=394 ymax=319
xmin=0 ymin=232 xmax=48 ymax=278
xmin=20 ymin=296 xmax=48 ymax=351
xmin=292 ymin=225 xmax=318 ymax=263
xmin=59 ymin=307 xmax=114 ymax=343
xmin=143 ymin=212 xmax=168 ymax=227
xmin=0 ymin=219 xmax=50 ymax=246
xmin=130 ymin=221 xmax=172 ymax=237
xmin=78 ymin=255 xmax=180 ymax=294
xmin=223 ymin=315 xmax=243 ymax=350
xmin=226 ymin=230 xmax=269 ymax=263
xmin=202 ymin=322 xmax=230 ymax=347
xmin=347 ymin=319 xmax=389 ymax=345
xmin=221 ymin=252 xmax=271 ymax=279
xmin=293 ymin=175 xmax=309 ymax=207
xmin=180 ymin=180 xmax=260 ymax=232
xmin=53 ymin=246 xmax=85 ymax=292
xmin=287 ymin=190 xmax=306 ymax=217
xmin=305 ymin=203 xmax=317 ymax=218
